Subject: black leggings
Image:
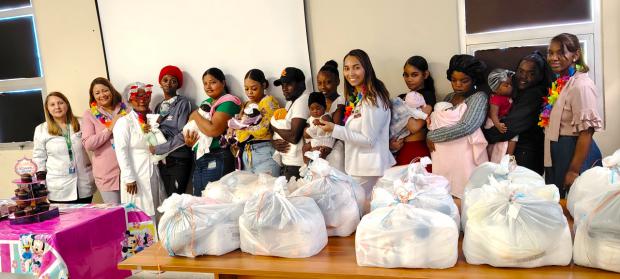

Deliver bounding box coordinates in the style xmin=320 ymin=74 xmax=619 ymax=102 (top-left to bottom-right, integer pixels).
xmin=158 ymin=156 xmax=193 ymax=196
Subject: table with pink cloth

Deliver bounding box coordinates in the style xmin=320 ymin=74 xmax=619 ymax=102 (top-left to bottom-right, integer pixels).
xmin=0 ymin=204 xmax=153 ymax=279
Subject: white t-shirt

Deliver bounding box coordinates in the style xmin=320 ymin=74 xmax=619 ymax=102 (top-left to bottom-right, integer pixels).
xmin=281 ymin=92 xmax=310 ymax=166
xmin=328 ymin=95 xmax=346 ymax=115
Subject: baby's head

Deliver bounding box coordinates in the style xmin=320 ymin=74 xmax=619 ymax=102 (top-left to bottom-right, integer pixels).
xmin=308 ymin=92 xmax=327 ymax=118
xmin=404 ymin=91 xmax=426 ymax=109
xmin=199 ymin=103 xmax=212 ymax=112
xmin=244 ymin=103 xmax=261 ymax=118
xmin=434 ymin=101 xmax=453 ymax=112
xmin=488 ymin=68 xmax=514 ymax=97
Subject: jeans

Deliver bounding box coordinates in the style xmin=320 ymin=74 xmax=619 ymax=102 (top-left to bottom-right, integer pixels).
xmin=192 ymin=149 xmax=235 ymax=196
xmin=158 ymin=156 xmax=193 ymax=196
xmin=545 ymin=136 xmax=602 ymax=198
xmin=241 ymin=141 xmax=280 ymax=176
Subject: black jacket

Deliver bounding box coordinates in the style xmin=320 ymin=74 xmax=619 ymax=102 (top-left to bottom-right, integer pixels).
xmin=483 ymin=84 xmax=545 ymax=152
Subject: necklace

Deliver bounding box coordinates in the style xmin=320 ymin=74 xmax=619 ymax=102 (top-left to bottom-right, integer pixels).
xmin=90 ymin=102 xmax=128 ymax=127
xmin=538 ymin=66 xmax=577 ymax=128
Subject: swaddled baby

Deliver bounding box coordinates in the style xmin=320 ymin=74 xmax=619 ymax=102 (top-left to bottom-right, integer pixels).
xmin=182 ymin=102 xmax=213 ymax=159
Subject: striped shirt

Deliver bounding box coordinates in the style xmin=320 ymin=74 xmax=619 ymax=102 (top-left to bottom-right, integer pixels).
xmin=427 ymin=91 xmax=488 ymax=143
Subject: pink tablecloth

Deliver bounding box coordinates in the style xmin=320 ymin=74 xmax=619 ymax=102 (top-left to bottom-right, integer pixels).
xmin=0 ymin=205 xmax=133 ymax=279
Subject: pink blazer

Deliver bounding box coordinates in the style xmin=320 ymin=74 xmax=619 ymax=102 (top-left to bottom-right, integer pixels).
xmin=81 ymin=106 xmax=123 ymax=191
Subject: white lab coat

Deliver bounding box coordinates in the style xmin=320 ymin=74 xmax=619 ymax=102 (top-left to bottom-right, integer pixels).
xmin=332 ymin=99 xmax=395 ymax=177
xmin=32 ymin=122 xmax=95 ymax=201
xmin=113 ymin=111 xmax=165 ymax=216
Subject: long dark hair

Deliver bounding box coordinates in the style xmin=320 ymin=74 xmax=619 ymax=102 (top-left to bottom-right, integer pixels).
xmin=550 ymin=33 xmax=589 ymax=73
xmin=404 ymin=55 xmax=436 ymax=105
xmin=244 ymin=68 xmax=269 ymax=89
xmin=89 ymin=77 xmax=123 ymax=107
xmin=343 ymin=49 xmax=390 ymax=109
xmin=202 ymin=67 xmax=230 ymax=93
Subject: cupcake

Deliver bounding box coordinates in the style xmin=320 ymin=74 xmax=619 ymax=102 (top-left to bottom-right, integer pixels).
xmin=20 ymin=174 xmax=32 ymax=183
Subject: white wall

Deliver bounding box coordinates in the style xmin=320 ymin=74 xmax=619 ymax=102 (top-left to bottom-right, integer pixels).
xmin=593 ymin=0 xmax=620 ymax=156
xmin=97 ymin=0 xmax=311 ymax=107
xmin=305 ymin=0 xmax=460 ymax=99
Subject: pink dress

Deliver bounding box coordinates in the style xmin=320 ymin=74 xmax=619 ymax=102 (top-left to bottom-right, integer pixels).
xmin=429 ymin=102 xmax=488 ymax=198
xmin=484 ymin=94 xmax=513 ymax=163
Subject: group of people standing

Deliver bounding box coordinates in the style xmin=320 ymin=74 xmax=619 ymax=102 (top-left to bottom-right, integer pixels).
xmin=31 ymin=32 xmax=604 ymax=220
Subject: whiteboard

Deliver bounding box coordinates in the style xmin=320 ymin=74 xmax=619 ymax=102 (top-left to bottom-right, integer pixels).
xmin=97 ymin=0 xmax=311 ymax=107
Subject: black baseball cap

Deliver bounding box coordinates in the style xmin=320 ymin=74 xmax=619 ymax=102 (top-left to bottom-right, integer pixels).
xmin=274 ymin=67 xmax=305 ymax=86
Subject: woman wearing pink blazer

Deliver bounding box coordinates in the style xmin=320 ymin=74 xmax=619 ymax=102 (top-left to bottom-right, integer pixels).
xmin=81 ymin=77 xmax=130 ymax=203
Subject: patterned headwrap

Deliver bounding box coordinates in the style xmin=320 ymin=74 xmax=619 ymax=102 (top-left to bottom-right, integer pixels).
xmin=487 ymin=68 xmax=515 ymax=92
xmin=128 ymin=82 xmax=153 ymax=100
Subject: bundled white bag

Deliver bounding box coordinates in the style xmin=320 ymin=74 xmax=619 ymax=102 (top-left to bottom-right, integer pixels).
xmin=463 ymin=178 xmax=572 ymax=268
xmin=239 ymin=177 xmax=328 ymax=258
xmin=462 ymin=155 xmax=549 ymax=229
xmin=573 ymin=190 xmax=620 ymax=273
xmin=202 ymin=171 xmax=277 ymax=203
xmin=157 ymin=194 xmax=244 ymax=257
xmin=371 ymin=179 xmax=460 ymax=229
xmin=567 ymin=149 xmax=620 ymax=225
xmin=291 ymin=153 xmax=363 ymax=237
xmin=376 ymin=157 xmax=449 ymax=194
xmin=356 ymin=203 xmax=458 ymax=269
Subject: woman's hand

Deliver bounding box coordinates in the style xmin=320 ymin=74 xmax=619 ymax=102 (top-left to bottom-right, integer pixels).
xmin=564 ymin=170 xmax=580 ymax=189
xmin=142 ymin=123 xmax=151 ymax=134
xmin=109 ymin=114 xmax=122 ymax=130
xmin=126 ymin=181 xmax=138 ymax=195
xmin=426 ymin=139 xmax=436 ymax=152
xmin=421 ymin=104 xmax=432 ymax=115
xmin=317 ymin=118 xmax=335 ymax=133
xmin=184 ymin=130 xmax=199 ymax=147
xmin=148 ymin=145 xmax=156 ymax=154
xmin=389 ymin=138 xmax=404 ymax=152
xmin=272 ymin=139 xmax=290 ymax=153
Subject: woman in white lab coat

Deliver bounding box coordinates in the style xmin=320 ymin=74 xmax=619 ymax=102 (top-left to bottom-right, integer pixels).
xmin=318 ymin=49 xmax=395 ymax=213
xmin=33 ymin=91 xmax=95 ymax=203
xmin=113 ymin=83 xmax=165 ymax=218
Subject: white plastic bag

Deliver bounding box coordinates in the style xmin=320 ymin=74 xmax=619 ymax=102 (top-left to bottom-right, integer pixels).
xmin=463 ymin=178 xmax=572 ymax=268
xmin=375 ymin=157 xmax=449 ymax=193
xmin=290 ymin=153 xmax=362 ymax=236
xmin=239 ymin=177 xmax=328 ymax=258
xmin=371 ymin=178 xmax=460 ymax=229
xmin=356 ymin=203 xmax=458 ymax=269
xmin=567 ymin=149 xmax=620 ymax=225
xmin=573 ymin=190 xmax=620 ymax=273
xmin=202 ymin=171 xmax=277 ymax=203
xmin=157 ymin=194 xmax=244 ymax=257
xmin=462 ymin=155 xmax=549 ymax=229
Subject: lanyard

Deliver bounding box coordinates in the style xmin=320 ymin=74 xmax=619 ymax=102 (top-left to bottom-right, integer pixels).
xmin=63 ymin=122 xmax=75 ymax=166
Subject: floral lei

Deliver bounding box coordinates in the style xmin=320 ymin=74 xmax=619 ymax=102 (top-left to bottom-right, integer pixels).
xmin=343 ymin=85 xmax=366 ymax=123
xmin=538 ymin=66 xmax=577 ymax=128
xmin=135 ymin=111 xmax=149 ymax=133
xmin=90 ymin=102 xmax=128 ymax=128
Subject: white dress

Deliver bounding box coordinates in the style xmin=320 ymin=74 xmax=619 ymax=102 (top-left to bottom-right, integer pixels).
xmin=113 ymin=111 xmax=166 ymax=217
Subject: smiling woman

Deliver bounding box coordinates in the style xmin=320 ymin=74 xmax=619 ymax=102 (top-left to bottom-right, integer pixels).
xmin=81 ymin=77 xmax=127 ymax=204
xmin=317 ymin=49 xmax=394 ymax=214
xmin=33 ymin=92 xmax=95 ymax=203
